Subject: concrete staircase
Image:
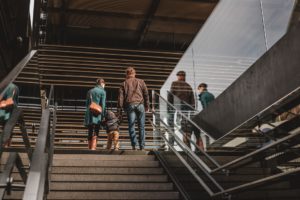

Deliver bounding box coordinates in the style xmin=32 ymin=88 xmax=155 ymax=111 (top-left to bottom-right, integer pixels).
xmin=158 ymin=151 xmax=300 ymax=200
xmin=2 ymin=151 xmax=180 ymax=200
xmin=47 ymin=151 xmax=180 ymax=200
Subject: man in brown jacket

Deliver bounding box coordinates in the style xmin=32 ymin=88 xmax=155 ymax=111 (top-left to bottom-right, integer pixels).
xmin=168 ymin=71 xmax=195 ymax=109
xmin=118 ymin=67 xmax=149 ymax=150
xmin=167 ymin=70 xmax=196 ymax=146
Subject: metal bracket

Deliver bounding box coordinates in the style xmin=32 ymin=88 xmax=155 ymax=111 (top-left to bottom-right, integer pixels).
xmin=6 ymin=177 xmax=13 ymax=195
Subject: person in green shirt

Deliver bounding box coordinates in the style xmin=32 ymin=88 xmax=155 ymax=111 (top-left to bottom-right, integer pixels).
xmin=0 ymin=83 xmax=19 ymax=147
xmin=198 ymin=83 xmax=215 ymax=109
xmin=84 ymin=78 xmax=106 ymax=150
xmin=0 ymin=83 xmax=19 ymax=123
xmin=197 ymin=83 xmax=215 ymax=150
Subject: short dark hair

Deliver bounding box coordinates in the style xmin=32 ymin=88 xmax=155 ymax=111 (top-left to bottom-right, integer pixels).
xmin=176 ymin=71 xmax=186 ymax=76
xmin=126 ymin=67 xmax=136 ymax=76
xmin=96 ymin=78 xmax=105 ymax=85
xmin=198 ymin=83 xmax=207 ymax=89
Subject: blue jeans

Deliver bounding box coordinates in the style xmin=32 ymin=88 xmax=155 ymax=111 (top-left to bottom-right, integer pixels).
xmin=126 ymin=104 xmax=145 ymax=148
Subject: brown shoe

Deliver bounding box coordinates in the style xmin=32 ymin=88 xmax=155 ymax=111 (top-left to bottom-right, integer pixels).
xmin=91 ymin=136 xmax=97 ymax=150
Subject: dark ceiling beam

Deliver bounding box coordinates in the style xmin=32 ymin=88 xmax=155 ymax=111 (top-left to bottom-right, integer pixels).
xmin=137 ymin=0 xmax=160 ymax=47
xmin=59 ymin=25 xmax=196 ymax=37
xmin=47 ymin=7 xmax=208 ymax=24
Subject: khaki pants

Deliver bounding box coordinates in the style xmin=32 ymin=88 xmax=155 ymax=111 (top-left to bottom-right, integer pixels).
xmin=106 ymin=130 xmax=120 ymax=150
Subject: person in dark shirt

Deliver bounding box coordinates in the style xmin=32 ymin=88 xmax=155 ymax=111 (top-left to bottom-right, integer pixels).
xmin=103 ymin=110 xmax=120 ymax=150
xmin=167 ymin=71 xmax=195 ymax=146
xmin=197 ymin=83 xmax=215 ymax=150
xmin=198 ymin=83 xmax=215 ymax=109
xmin=168 ymin=71 xmax=195 ymax=109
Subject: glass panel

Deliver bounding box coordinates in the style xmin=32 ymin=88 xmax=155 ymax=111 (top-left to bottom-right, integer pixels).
xmin=161 ymin=0 xmax=295 ymax=111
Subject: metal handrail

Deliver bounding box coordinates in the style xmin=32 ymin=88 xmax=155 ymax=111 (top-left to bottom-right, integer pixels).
xmin=0 ymin=50 xmax=37 ymax=98
xmin=0 ymin=108 xmax=32 ymax=159
xmin=214 ymin=86 xmax=300 ymax=143
xmin=154 ymin=90 xmax=300 ymax=175
xmin=211 ymin=123 xmax=300 ymax=173
xmin=152 ymin=111 xmax=300 ymax=198
xmin=23 ymin=84 xmax=57 ymax=200
xmin=154 ymin=151 xmax=191 ymax=200
xmin=23 ymin=108 xmax=50 ymax=200
xmin=212 ymin=167 xmax=300 ymax=198
xmin=149 ymin=118 xmax=224 ymax=196
xmin=47 ymin=102 xmax=57 ymax=191
xmin=0 ymin=152 xmax=27 ymax=199
xmin=153 ymin=91 xmax=220 ymax=168
xmin=157 ymin=118 xmax=224 ymax=191
xmin=47 ymin=85 xmax=54 ymax=108
xmin=167 ymin=90 xmax=196 ymax=111
xmin=154 ymin=91 xmax=215 ymax=141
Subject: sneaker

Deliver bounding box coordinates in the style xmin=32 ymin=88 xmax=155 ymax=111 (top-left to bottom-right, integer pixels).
xmin=132 ymin=146 xmax=136 ymax=150
xmin=139 ymin=147 xmax=145 ymax=151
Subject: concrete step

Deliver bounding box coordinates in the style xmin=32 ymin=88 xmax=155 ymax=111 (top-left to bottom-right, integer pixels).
xmin=47 ymin=191 xmax=180 ymax=199
xmin=51 ymin=167 xmax=164 ymax=174
xmin=53 ymin=154 xmax=156 ymax=161
xmin=50 ymin=174 xmax=168 ymax=182
xmin=50 ymin=182 xmax=174 ymax=191
xmin=52 ymin=160 xmax=160 ymax=167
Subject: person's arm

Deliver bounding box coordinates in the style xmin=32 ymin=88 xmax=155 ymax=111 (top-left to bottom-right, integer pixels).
xmin=142 ymin=80 xmax=149 ymax=111
xmin=117 ymin=84 xmax=125 ymax=117
xmin=189 ymin=86 xmax=195 ymax=109
xmin=100 ymin=90 xmax=106 ymax=117
xmin=85 ymin=90 xmax=91 ymax=110
xmin=13 ymin=86 xmax=19 ymax=106
xmin=168 ymin=82 xmax=174 ymax=105
xmin=202 ymin=95 xmax=209 ymax=109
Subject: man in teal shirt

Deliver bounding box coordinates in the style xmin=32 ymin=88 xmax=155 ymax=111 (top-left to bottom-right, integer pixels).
xmin=198 ymin=83 xmax=214 ymax=109
xmin=197 ymin=83 xmax=214 ymax=149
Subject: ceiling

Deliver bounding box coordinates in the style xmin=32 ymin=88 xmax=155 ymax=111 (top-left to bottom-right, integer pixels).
xmin=46 ymin=0 xmax=218 ymax=51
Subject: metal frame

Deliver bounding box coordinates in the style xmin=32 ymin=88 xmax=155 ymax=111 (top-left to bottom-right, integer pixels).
xmin=154 ymin=151 xmax=192 ymax=200
xmin=0 ymin=152 xmax=26 ymax=199
xmin=167 ymin=91 xmax=195 ymax=111
xmin=0 ymin=50 xmax=37 ymax=98
xmin=23 ymin=85 xmax=56 ymax=200
xmin=215 ymin=86 xmax=300 ymax=143
xmin=0 ymin=108 xmax=32 ymax=160
xmin=0 ymin=49 xmax=37 ymax=199
xmin=152 ymin=91 xmax=220 ymax=168
xmin=152 ymin=91 xmax=300 ymax=198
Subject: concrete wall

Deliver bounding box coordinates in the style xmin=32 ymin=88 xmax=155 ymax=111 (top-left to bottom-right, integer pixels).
xmin=193 ymin=21 xmax=300 ymax=139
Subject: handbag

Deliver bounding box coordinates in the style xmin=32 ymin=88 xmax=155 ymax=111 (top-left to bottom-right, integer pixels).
xmin=89 ymin=94 xmax=102 ymax=116
xmin=0 ymin=89 xmax=15 ymax=109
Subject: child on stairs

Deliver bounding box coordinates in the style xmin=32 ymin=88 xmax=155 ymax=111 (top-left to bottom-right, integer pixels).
xmin=103 ymin=110 xmax=120 ymax=150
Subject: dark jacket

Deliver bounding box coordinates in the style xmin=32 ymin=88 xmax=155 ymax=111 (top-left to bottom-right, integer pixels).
xmin=118 ymin=77 xmax=149 ymax=109
xmin=84 ymin=85 xmax=106 ymax=126
xmin=168 ymin=80 xmax=195 ymax=109
xmin=104 ymin=111 xmax=119 ymax=133
xmin=198 ymin=91 xmax=215 ymax=109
